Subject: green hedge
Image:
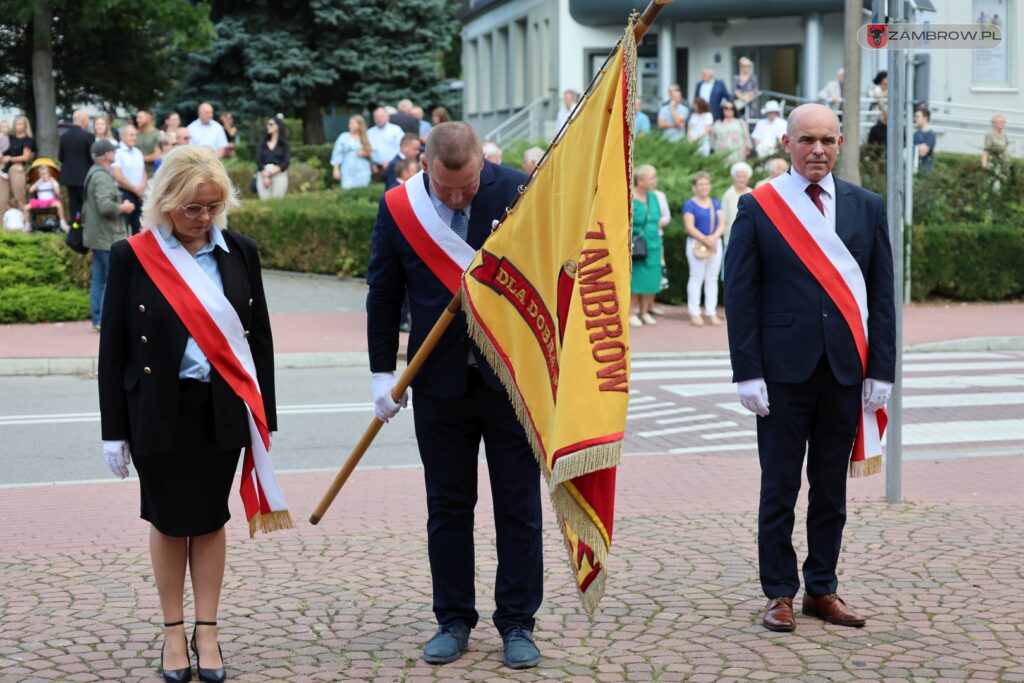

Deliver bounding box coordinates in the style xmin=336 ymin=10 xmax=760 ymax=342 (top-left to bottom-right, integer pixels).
xmin=229 ymin=186 xmax=384 ymax=277
xmin=0 ymin=233 xmax=90 ymax=323
xmin=911 ymin=222 xmax=1024 ymax=300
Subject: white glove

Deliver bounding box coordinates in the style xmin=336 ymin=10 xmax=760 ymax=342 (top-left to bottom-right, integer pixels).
xmin=737 ymin=378 xmax=770 ymax=417
xmin=491 ymin=219 xmax=500 ymax=232
xmin=103 ymin=440 xmax=131 ymax=479
xmin=862 ymin=378 xmax=892 ymax=413
xmin=372 ymin=371 xmax=409 ymax=423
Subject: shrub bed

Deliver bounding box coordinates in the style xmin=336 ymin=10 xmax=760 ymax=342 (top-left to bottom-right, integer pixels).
xmin=228 ymin=186 xmax=383 ymax=277
xmin=0 ymin=232 xmax=90 ymax=323
xmin=911 ymin=222 xmax=1024 ymax=300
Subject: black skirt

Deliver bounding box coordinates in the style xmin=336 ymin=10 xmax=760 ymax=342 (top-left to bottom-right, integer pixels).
xmin=133 ymin=379 xmax=242 ymax=537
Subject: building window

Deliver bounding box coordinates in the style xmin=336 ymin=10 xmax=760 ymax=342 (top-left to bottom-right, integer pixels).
xmin=481 ymin=33 xmax=494 ymax=113
xmin=972 ymin=0 xmax=1011 ymax=85
xmin=496 ymin=27 xmax=509 ymax=111
xmin=466 ymin=39 xmax=478 ymax=115
xmin=531 ymin=21 xmax=542 ymax=99
xmin=513 ymin=19 xmax=527 ymax=107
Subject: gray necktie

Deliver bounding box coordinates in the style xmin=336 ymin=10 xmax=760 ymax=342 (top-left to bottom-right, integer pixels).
xmin=450 ymin=210 xmax=469 ymax=242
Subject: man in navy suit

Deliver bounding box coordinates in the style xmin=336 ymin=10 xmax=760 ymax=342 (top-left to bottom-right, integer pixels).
xmin=694 ymin=67 xmax=733 ymax=120
xmin=365 ymin=122 xmax=543 ymax=669
xmin=724 ymin=104 xmax=896 ymax=632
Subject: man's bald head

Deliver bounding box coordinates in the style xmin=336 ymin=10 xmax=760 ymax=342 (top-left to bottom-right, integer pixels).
xmin=783 ymin=104 xmax=844 ymax=182
xmin=73 ymin=109 xmax=90 ymax=128
xmin=423 ymin=122 xmax=483 ymax=170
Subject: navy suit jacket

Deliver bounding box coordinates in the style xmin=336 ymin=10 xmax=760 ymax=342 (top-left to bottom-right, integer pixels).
xmin=694 ymin=79 xmax=732 ymax=120
xmin=366 ymin=160 xmax=527 ymax=398
xmin=723 ymin=174 xmax=896 ymax=387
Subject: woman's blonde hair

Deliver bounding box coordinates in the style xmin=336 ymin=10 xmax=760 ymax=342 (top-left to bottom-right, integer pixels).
xmin=349 ymin=114 xmax=372 ymax=156
xmin=13 ymin=115 xmax=32 ymax=138
xmin=633 ymin=163 xmax=656 ymax=186
xmin=739 ymin=57 xmax=753 ymax=69
xmin=142 ymin=145 xmax=239 ymax=230
xmin=691 ymin=170 xmax=712 ymax=187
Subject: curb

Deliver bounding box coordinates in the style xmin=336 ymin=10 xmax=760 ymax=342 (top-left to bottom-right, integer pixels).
xmin=0 ymin=336 xmax=1020 ymax=377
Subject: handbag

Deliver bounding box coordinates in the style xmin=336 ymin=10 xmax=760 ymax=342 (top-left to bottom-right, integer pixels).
xmin=691 ymin=202 xmax=716 ymax=260
xmin=632 ymin=231 xmax=648 ymax=260
xmin=631 ymin=195 xmax=650 ymax=261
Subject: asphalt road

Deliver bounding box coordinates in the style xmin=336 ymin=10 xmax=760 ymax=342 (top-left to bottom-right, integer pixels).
xmin=0 ymin=367 xmax=421 ymax=486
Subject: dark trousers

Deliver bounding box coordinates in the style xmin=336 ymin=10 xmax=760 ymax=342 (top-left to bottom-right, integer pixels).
xmin=121 ymin=188 xmax=142 ymax=236
xmin=757 ymin=355 xmax=861 ymax=599
xmin=412 ymin=368 xmax=543 ymax=634
xmin=66 ymin=185 xmax=84 ymax=227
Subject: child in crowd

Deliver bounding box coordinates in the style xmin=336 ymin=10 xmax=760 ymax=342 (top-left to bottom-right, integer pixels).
xmin=395 ymin=158 xmax=420 ymax=183
xmin=24 ymin=165 xmax=68 ymax=230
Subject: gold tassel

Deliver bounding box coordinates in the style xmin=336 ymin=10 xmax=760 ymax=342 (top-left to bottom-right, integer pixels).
xmin=549 ymin=443 xmax=621 ymax=487
xmin=849 ymin=455 xmax=882 ymax=478
xmin=247 ymin=510 xmax=295 ymax=539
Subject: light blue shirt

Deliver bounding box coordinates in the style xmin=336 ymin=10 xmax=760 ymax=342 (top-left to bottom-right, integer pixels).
xmin=635 ymin=111 xmax=651 ymax=134
xmin=418 ymin=119 xmax=433 ymax=138
xmin=158 ymin=225 xmax=230 ymax=382
xmin=658 ymin=102 xmax=689 ymax=142
xmin=426 ymin=176 xmax=472 ymax=228
xmin=366 ymin=122 xmax=404 ymax=165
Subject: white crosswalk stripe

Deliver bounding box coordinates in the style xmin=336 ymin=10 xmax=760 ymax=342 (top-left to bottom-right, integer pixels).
xmin=624 ymin=351 xmax=1024 ymax=457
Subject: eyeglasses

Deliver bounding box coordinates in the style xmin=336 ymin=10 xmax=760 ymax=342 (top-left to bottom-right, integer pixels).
xmin=179 ymin=202 xmax=225 ymax=219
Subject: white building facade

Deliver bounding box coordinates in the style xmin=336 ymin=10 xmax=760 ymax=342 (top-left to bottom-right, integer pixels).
xmin=460 ymin=0 xmax=1022 ymax=154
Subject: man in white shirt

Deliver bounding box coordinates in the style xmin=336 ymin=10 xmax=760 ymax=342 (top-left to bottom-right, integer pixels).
xmin=366 ymin=107 xmax=404 ymax=180
xmin=112 ymin=125 xmax=147 ymax=235
xmin=186 ymin=103 xmax=229 ymax=158
xmin=554 ymin=89 xmax=580 ymax=132
xmin=752 ymin=101 xmax=788 ymax=158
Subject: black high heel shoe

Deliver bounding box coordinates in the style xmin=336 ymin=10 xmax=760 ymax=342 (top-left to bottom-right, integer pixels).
xmin=190 ymin=620 xmax=226 ymax=683
xmin=161 ymin=620 xmax=192 ymax=683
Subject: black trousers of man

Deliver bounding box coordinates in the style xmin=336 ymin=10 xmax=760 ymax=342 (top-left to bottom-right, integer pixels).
xmin=757 ymin=354 xmax=861 ymax=600
xmin=121 ymin=188 xmax=142 ymax=236
xmin=412 ymin=367 xmax=543 ymax=634
xmin=66 ymin=185 xmax=84 ymax=227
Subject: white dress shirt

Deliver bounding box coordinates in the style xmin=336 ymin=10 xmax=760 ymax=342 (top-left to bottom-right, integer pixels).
xmin=186 ymin=119 xmax=229 ymax=150
xmin=113 ymin=144 xmax=145 ymax=186
xmin=366 ymin=123 xmax=404 ymax=166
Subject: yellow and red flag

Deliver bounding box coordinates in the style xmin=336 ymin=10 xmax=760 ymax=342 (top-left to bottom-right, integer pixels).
xmin=462 ymin=20 xmax=637 ymax=612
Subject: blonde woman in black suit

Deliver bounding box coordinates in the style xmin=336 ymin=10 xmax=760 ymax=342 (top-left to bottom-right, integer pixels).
xmin=98 ymin=145 xmax=283 ymax=682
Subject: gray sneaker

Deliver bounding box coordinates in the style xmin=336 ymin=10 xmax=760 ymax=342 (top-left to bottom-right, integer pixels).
xmin=502 ymin=625 xmax=540 ymax=669
xmin=422 ymin=622 xmax=471 ymax=664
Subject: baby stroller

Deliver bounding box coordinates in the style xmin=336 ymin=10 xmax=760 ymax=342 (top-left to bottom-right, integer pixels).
xmin=25 ymin=157 xmax=67 ymax=233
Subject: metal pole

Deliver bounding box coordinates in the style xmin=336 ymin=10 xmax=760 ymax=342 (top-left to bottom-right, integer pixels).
xmin=885 ymin=0 xmax=905 ymax=503
xmin=903 ymin=53 xmax=915 ymax=303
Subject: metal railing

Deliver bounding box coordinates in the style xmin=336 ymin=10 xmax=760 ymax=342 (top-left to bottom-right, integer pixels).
xmin=484 ymin=94 xmax=551 ymax=145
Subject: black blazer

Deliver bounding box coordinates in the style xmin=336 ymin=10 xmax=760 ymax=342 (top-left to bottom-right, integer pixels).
xmin=58 ymin=126 xmax=95 ymax=186
xmin=724 ymin=174 xmax=896 ymax=387
xmin=98 ymin=230 xmax=276 ymax=457
xmin=366 ymin=160 xmax=527 ymax=398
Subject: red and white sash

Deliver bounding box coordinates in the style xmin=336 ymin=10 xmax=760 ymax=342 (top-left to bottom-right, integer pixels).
xmin=750 ymin=174 xmax=887 ymax=477
xmin=127 ymin=229 xmax=293 ymax=535
xmin=384 ymin=171 xmax=476 ymax=293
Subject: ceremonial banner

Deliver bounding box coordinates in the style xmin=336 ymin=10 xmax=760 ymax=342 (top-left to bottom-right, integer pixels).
xmin=462 ymin=21 xmax=637 ymax=612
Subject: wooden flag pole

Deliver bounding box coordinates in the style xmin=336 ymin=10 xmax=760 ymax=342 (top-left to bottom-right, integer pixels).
xmin=634 ymin=0 xmax=673 ymax=42
xmin=310 ymin=0 xmax=674 ymax=525
xmin=309 ymin=292 xmax=462 ymax=524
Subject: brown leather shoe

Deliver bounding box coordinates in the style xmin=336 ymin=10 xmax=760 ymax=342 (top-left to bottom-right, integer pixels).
xmin=801 ymin=593 xmax=866 ymax=627
xmin=762 ymin=597 xmax=795 ymax=632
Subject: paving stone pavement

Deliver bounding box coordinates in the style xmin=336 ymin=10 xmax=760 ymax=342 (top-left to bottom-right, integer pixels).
xmin=2 ymin=455 xmax=1022 ymax=682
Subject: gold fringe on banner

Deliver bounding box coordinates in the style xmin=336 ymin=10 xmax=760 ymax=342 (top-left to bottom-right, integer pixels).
xmin=849 ymin=454 xmax=882 ymax=478
xmin=248 ymin=510 xmax=295 ymax=539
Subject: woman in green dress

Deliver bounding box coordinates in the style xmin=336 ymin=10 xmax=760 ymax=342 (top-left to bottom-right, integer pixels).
xmin=981 ymin=113 xmax=1009 ymax=178
xmin=630 ymin=164 xmax=664 ymax=326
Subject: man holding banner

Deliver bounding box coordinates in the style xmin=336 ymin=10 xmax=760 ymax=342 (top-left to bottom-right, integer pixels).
xmin=725 ymin=104 xmax=896 ymax=632
xmin=365 ymin=122 xmax=544 ymax=669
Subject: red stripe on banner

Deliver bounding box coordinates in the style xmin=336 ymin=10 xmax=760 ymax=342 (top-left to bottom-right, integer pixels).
xmin=571 ymin=467 xmax=617 ymax=540
xmin=240 ymin=453 xmax=258 ymax=520
xmin=750 ymin=185 xmax=869 ymax=372
xmin=385 ymin=183 xmax=464 ymax=295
